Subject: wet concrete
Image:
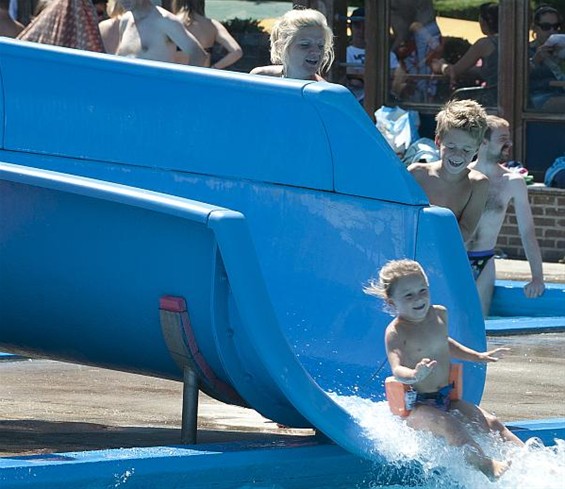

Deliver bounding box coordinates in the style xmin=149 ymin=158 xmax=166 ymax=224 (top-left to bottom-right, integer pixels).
xmin=482 ymin=333 xmax=565 ymax=421
xmin=1 ymin=332 xmax=563 ymax=458
xmin=0 ymin=358 xmax=315 ymax=457
xmin=0 ymin=259 xmax=563 ymax=458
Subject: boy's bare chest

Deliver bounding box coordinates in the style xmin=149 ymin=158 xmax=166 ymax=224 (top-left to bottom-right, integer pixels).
xmin=426 ymin=177 xmax=471 ymax=216
xmin=401 ymin=327 xmax=446 ymax=365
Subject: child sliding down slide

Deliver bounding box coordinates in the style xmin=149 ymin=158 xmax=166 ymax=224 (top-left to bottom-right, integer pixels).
xmin=364 ymin=259 xmax=524 ymax=480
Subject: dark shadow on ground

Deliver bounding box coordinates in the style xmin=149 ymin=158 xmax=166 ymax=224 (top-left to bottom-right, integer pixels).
xmin=0 ymin=420 xmax=309 ymax=457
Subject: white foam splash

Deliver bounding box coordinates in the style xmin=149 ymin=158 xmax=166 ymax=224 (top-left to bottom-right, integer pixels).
xmin=329 ymin=393 xmax=565 ymax=489
xmin=113 ymin=468 xmax=135 ymax=487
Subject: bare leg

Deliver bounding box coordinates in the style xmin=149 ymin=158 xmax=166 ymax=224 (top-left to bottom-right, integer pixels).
xmin=476 ymin=258 xmax=495 ymax=318
xmin=408 ymin=405 xmax=509 ymax=479
xmin=451 ymin=399 xmax=524 ymax=447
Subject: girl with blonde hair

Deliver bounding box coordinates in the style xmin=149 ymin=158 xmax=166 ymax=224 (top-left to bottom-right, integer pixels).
xmin=251 ymin=8 xmax=334 ymax=80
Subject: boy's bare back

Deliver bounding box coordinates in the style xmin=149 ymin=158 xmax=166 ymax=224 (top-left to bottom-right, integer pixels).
xmin=115 ymin=1 xmax=206 ymax=65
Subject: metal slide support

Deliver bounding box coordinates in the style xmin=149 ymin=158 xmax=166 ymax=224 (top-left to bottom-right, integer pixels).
xmin=181 ymin=365 xmax=198 ymax=444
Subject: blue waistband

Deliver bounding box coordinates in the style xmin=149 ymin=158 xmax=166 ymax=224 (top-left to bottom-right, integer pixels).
xmin=467 ymin=249 xmax=495 ymax=259
xmin=416 ymin=382 xmax=454 ymax=402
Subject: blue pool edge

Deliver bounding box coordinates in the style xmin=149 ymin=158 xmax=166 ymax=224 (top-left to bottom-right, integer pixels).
xmin=0 ymin=419 xmax=563 ymax=488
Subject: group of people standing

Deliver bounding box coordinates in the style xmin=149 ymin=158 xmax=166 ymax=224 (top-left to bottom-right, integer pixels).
xmin=1 ymin=0 xmax=243 ymax=69
xmin=5 ymin=0 xmax=333 ymax=81
xmin=97 ymin=0 xmax=244 ymax=69
xmin=6 ymin=0 xmax=563 ymax=111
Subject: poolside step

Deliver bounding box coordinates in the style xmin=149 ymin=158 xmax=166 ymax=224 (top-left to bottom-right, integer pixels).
xmin=486 ymin=316 xmax=565 ymax=335
xmin=491 ymin=280 xmax=565 ymax=317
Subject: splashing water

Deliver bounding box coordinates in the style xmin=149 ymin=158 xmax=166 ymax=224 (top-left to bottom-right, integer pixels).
xmin=113 ymin=468 xmax=135 ymax=487
xmin=329 ymin=393 xmax=565 ymax=489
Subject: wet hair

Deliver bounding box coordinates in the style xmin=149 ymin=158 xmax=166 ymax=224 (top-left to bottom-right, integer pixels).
xmin=435 ymin=99 xmax=488 ymax=145
xmin=173 ymin=0 xmax=205 ymax=16
xmin=479 ymin=2 xmax=499 ymax=34
xmin=270 ymin=8 xmax=334 ymax=75
xmin=532 ymin=4 xmax=563 ymax=26
xmin=484 ymin=115 xmax=509 ymax=140
xmin=364 ymin=259 xmax=427 ymax=300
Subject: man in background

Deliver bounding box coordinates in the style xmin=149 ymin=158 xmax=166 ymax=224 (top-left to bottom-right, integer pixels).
xmin=468 ymin=115 xmax=545 ymax=316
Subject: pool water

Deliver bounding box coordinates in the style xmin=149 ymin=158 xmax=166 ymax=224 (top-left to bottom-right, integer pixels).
xmin=206 ymin=0 xmax=291 ymax=21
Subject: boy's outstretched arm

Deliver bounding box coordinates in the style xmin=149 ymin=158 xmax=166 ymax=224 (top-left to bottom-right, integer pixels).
xmin=448 ymin=338 xmax=510 ymax=362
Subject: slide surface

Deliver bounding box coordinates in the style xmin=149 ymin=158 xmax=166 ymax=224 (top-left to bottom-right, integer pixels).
xmin=0 ymin=40 xmax=486 ymax=459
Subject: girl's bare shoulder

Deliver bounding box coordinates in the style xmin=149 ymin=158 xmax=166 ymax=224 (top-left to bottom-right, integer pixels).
xmin=250 ymin=65 xmax=283 ymax=77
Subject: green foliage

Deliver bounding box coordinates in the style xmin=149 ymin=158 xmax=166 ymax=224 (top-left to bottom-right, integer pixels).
xmin=433 ymin=0 xmax=484 ymax=21
xmin=434 ymin=0 xmax=565 ymax=21
xmin=223 ymin=17 xmax=266 ymax=34
xmin=531 ymin=0 xmax=565 ymax=15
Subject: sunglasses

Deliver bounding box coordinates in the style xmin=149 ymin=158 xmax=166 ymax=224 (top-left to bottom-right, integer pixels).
xmin=537 ymin=22 xmax=561 ymax=31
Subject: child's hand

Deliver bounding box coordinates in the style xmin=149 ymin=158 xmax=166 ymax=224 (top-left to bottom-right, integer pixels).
xmin=481 ymin=347 xmax=511 ymax=362
xmin=414 ymin=358 xmax=437 ymax=382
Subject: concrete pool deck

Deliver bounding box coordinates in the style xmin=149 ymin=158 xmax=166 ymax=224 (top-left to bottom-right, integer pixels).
xmin=0 ymin=258 xmax=563 ymax=458
xmin=495 ymin=258 xmax=564 ymax=283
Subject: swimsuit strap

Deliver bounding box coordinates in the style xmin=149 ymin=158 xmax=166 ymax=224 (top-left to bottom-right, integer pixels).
xmin=468 ymin=250 xmax=495 ymax=280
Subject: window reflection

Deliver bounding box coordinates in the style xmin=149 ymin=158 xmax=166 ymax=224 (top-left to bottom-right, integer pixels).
xmin=384 ymin=1 xmax=499 ymax=107
xmin=527 ymin=5 xmax=565 ymax=113
xmin=389 ymin=0 xmax=443 ymax=103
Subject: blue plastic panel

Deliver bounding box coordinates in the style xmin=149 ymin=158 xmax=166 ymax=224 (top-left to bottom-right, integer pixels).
xmin=486 ymin=316 xmax=565 ymax=335
xmin=0 ymin=164 xmax=220 ymax=379
xmin=414 ymin=206 xmax=487 ymax=404
xmin=0 ymin=40 xmax=333 ymax=191
xmin=0 ymin=40 xmax=490 ymax=460
xmin=0 ymin=420 xmax=563 ymax=489
xmin=0 ymin=38 xmax=427 ymax=205
xmin=491 ymin=280 xmax=565 ymax=317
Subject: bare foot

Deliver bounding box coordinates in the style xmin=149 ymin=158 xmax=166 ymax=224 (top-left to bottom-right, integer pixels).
xmin=464 ymin=446 xmax=511 ymax=480
xmin=481 ymin=459 xmax=510 ymax=480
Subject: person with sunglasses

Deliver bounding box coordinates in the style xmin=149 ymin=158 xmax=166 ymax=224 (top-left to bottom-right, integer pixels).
xmin=529 ymin=5 xmax=564 ymax=111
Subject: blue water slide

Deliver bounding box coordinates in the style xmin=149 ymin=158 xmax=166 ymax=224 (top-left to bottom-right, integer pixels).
xmin=0 ymin=40 xmax=485 ymax=459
